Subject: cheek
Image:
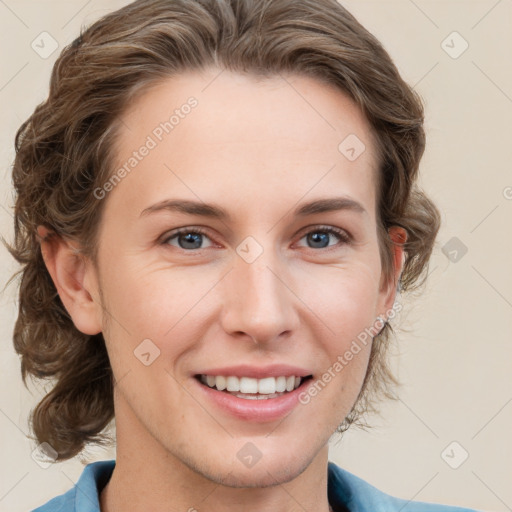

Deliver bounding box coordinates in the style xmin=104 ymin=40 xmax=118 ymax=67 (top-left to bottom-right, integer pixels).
xmin=99 ymin=259 xmax=217 ymax=362
xmin=102 ymin=253 xmax=196 ymax=324
xmin=294 ymin=262 xmax=379 ymax=393
xmin=297 ymin=260 xmax=381 ymax=333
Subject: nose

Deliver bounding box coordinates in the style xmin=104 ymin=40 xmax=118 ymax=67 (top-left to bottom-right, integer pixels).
xmin=220 ymin=246 xmax=300 ymax=345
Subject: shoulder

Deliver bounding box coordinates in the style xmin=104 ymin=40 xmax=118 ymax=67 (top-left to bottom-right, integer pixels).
xmin=31 ymin=459 xmax=115 ymax=512
xmin=327 ymin=461 xmax=481 ymax=512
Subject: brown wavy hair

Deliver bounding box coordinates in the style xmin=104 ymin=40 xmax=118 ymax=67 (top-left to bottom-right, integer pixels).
xmin=6 ymin=0 xmax=440 ymax=462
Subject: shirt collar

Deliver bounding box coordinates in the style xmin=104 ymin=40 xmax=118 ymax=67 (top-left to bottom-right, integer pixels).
xmin=74 ymin=459 xmax=115 ymax=511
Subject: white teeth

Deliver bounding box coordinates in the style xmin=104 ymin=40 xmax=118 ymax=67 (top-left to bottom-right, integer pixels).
xmin=199 ymin=374 xmax=306 ymax=395
xmin=226 ymin=376 xmax=239 ymax=392
xmin=258 ymin=377 xmax=276 ymax=394
xmin=215 ymin=375 xmax=227 ymax=391
xmin=275 ymin=376 xmax=286 ymax=392
xmin=240 ymin=377 xmax=258 ymax=394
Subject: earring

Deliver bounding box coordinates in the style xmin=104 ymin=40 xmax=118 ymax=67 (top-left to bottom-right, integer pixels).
xmin=375 ymin=315 xmax=387 ymax=336
xmin=376 ymin=315 xmax=387 ymax=325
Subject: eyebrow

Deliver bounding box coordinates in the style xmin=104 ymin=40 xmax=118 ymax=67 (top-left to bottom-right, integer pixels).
xmin=139 ymin=196 xmax=367 ymax=220
xmin=294 ymin=196 xmax=366 ymax=217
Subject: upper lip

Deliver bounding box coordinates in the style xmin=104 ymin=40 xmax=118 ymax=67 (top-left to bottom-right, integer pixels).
xmin=194 ymin=364 xmax=313 ymax=379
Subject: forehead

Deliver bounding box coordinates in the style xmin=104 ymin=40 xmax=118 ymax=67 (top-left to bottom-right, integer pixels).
xmin=107 ymin=68 xmax=379 ymax=223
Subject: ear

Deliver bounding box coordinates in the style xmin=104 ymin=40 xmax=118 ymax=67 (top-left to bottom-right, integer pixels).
xmin=37 ymin=225 xmax=103 ymax=335
xmin=377 ymin=226 xmax=407 ymax=318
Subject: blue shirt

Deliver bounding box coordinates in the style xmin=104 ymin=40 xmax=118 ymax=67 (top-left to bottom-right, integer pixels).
xmin=31 ymin=459 xmax=480 ymax=512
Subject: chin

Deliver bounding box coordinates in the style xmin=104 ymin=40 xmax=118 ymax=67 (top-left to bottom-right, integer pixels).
xmin=197 ymin=455 xmax=310 ymax=489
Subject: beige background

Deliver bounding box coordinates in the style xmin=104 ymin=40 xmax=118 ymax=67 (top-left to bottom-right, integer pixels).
xmin=1 ymin=1 xmax=511 ymax=511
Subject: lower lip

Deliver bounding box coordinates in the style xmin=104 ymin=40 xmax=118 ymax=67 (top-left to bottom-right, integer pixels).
xmin=193 ymin=376 xmax=313 ymax=422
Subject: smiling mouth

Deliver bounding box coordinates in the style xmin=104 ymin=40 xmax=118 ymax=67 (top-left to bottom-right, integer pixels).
xmin=194 ymin=374 xmax=314 ymax=400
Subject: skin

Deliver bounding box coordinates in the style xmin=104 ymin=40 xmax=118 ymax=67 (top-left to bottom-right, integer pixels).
xmin=39 ymin=68 xmax=405 ymax=512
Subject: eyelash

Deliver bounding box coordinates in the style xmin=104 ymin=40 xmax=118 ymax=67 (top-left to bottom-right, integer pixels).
xmin=160 ymin=225 xmax=352 ymax=252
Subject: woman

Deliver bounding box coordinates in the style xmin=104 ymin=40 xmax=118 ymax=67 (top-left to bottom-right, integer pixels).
xmin=9 ymin=0 xmax=479 ymax=510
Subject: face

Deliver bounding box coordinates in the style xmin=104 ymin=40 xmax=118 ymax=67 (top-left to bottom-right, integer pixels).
xmin=83 ymin=68 xmax=402 ymax=486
